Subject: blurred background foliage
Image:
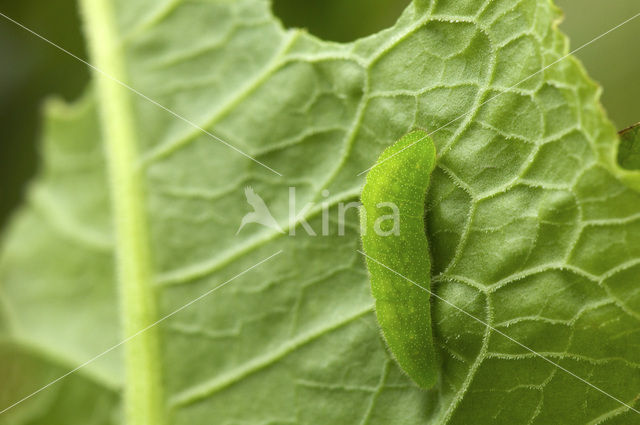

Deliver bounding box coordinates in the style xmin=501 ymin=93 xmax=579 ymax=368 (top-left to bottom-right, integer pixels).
xmin=0 ymin=0 xmax=88 ymax=228
xmin=0 ymin=0 xmax=638 ymax=228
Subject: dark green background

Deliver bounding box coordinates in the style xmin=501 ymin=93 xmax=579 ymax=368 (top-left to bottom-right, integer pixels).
xmin=1 ymin=0 xmax=638 ymax=227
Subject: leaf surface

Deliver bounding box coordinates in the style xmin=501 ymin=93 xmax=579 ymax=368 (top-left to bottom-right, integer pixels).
xmin=1 ymin=0 xmax=640 ymax=424
xmin=618 ymin=124 xmax=640 ymax=169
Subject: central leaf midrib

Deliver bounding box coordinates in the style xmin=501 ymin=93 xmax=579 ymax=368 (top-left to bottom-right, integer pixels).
xmin=79 ymin=0 xmax=165 ymax=424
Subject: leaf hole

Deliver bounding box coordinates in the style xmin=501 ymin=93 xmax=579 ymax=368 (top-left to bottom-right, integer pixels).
xmin=271 ymin=0 xmax=411 ymax=43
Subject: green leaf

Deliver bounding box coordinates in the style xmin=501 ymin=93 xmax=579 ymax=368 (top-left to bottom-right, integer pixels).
xmin=2 ymin=0 xmax=640 ymax=424
xmin=0 ymin=343 xmax=119 ymax=425
xmin=361 ymin=130 xmax=437 ymax=390
xmin=618 ymin=123 xmax=640 ymax=169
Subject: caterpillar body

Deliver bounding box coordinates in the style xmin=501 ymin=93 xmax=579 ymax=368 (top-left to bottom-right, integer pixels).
xmin=360 ymin=130 xmax=437 ymax=389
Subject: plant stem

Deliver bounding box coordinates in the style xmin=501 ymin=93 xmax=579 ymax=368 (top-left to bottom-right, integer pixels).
xmin=78 ymin=1 xmax=164 ymax=424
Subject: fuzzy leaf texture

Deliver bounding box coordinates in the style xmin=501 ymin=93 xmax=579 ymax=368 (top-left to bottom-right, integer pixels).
xmin=2 ymin=0 xmax=640 ymax=424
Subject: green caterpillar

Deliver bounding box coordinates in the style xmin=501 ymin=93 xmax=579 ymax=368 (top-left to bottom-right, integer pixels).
xmin=360 ymin=130 xmax=437 ymax=389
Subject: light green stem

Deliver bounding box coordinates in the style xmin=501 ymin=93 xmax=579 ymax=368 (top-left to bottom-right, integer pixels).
xmin=79 ymin=1 xmax=164 ymax=424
